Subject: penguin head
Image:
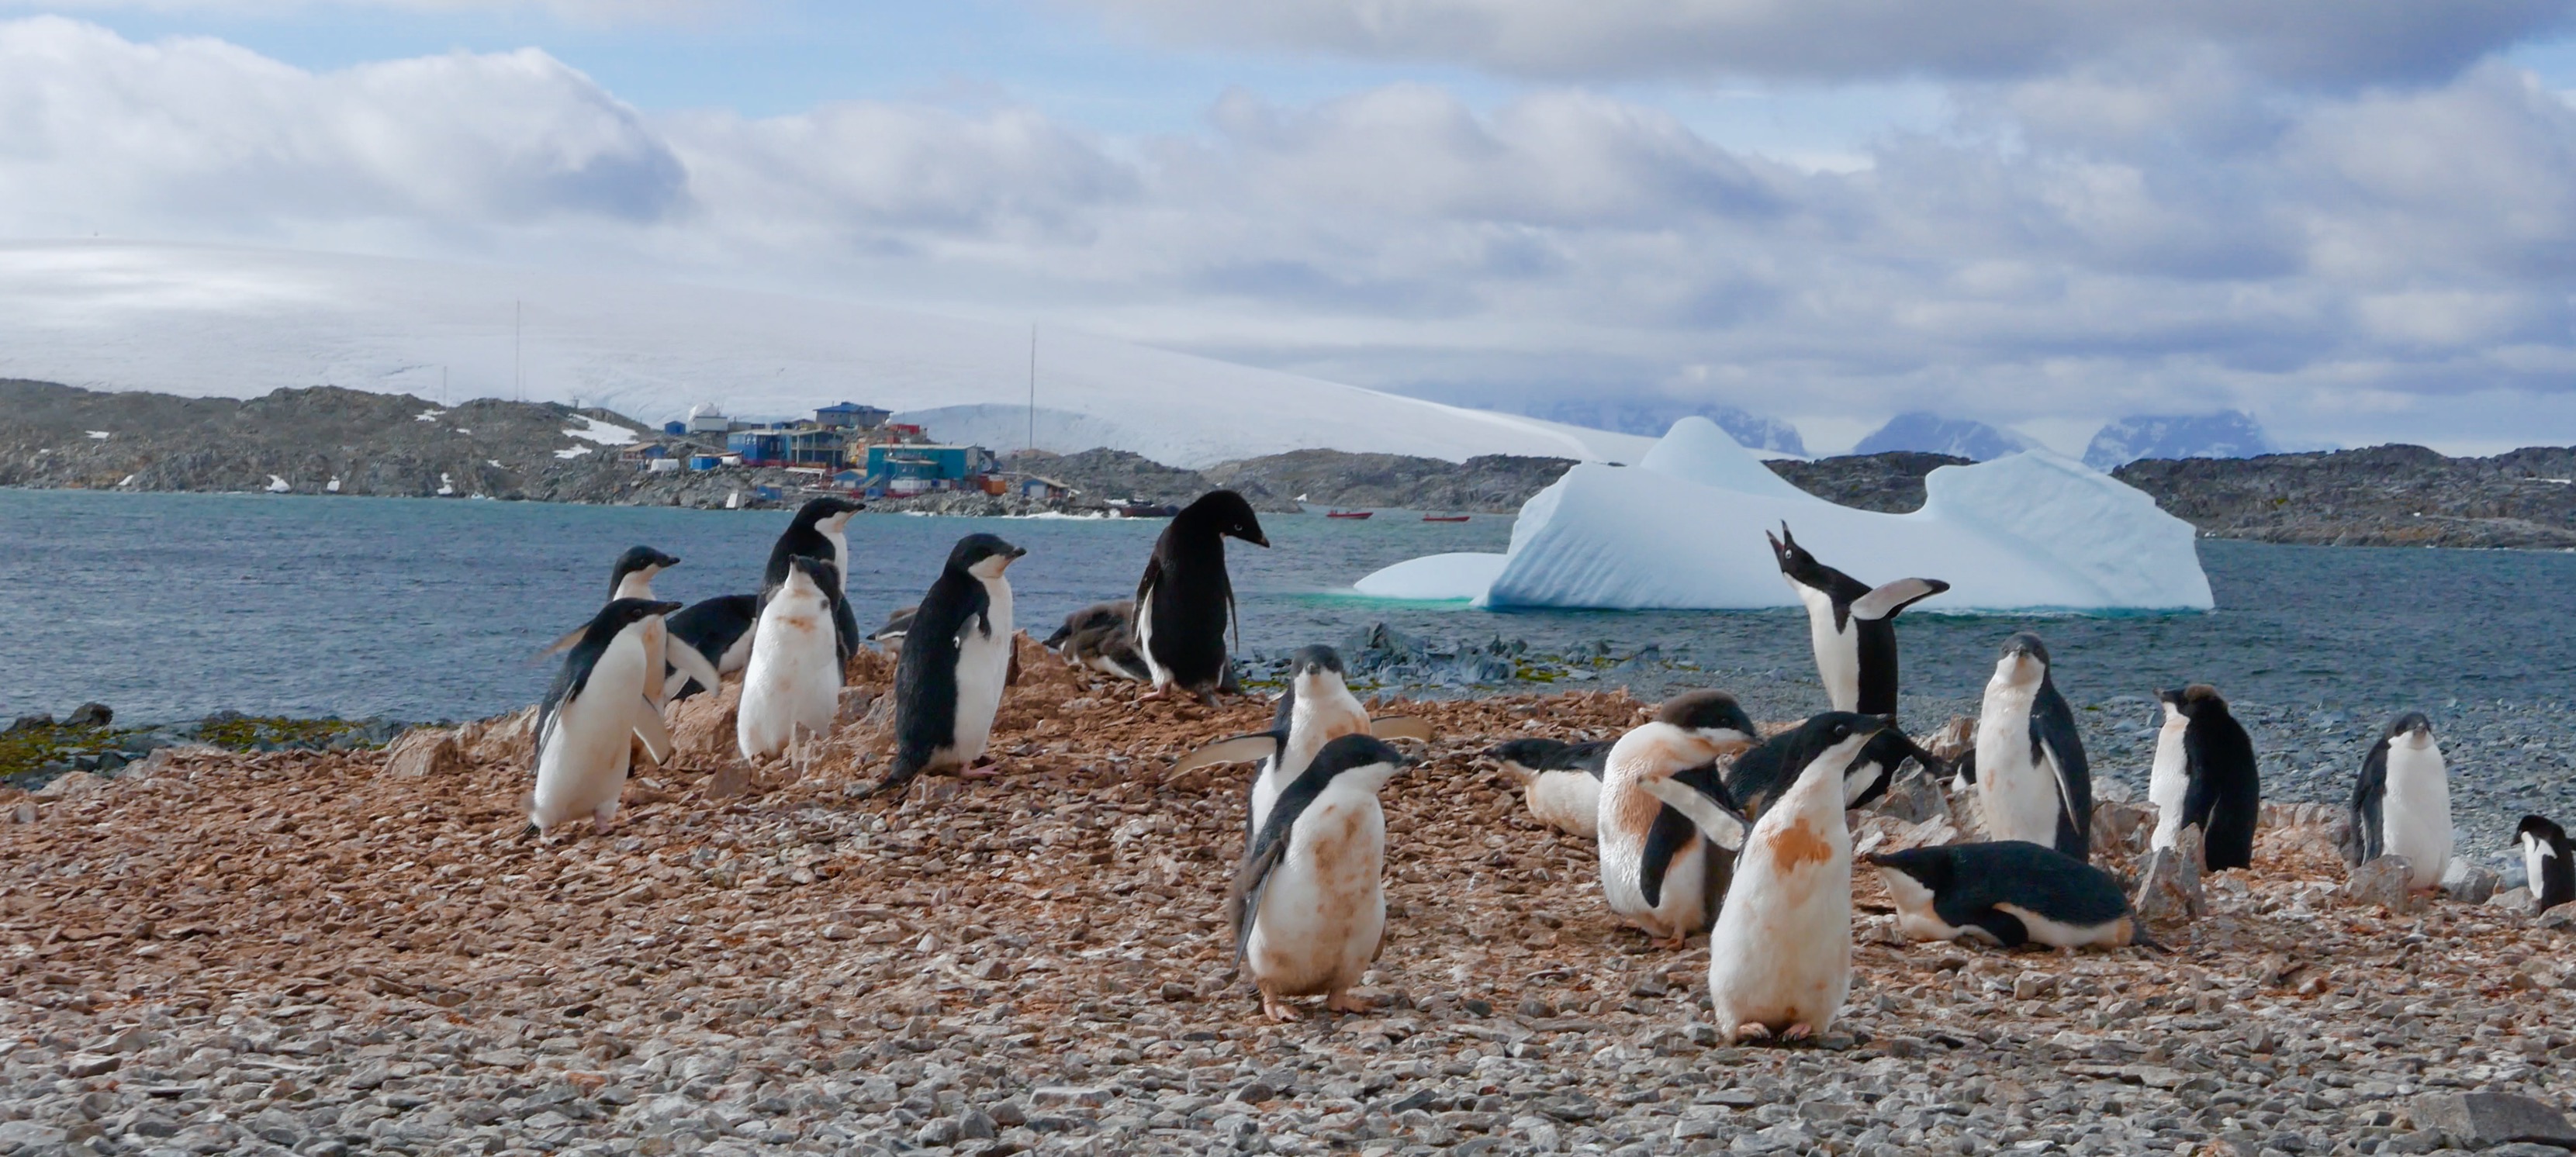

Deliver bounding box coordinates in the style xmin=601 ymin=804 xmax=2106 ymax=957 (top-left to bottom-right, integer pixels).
xmin=2155 ymin=687 xmax=2189 ymax=724
xmin=1289 ymin=644 xmax=1347 ymax=682
xmin=1993 ymin=632 xmax=2052 ymax=687
xmin=796 ymin=496 xmax=864 ymax=532
xmin=1863 ymin=845 xmax=1955 ymax=892
xmin=1764 ymin=521 xmax=1836 ymax=593
xmin=601 ymin=597 xmax=685 ymax=631
xmin=949 ymin=534 xmax=1026 ymax=579
xmin=1305 ymin=733 xmax=1412 ymax=793
xmin=784 ymin=553 xmax=839 ymax=593
xmin=2520 ymin=814 xmax=2567 ymax=851
xmin=1652 ymin=690 xmax=1758 ymax=761
xmin=2384 ymin=711 xmax=2436 ymax=751
xmin=1484 ymin=737 xmax=1561 ymax=784
xmin=610 ymin=545 xmax=680 ymax=596
xmin=2173 ymin=683 xmax=2230 ymax=721
xmin=1779 ymin=710 xmax=1890 ymax=787
xmin=1182 ymin=489 xmax=1269 ymax=547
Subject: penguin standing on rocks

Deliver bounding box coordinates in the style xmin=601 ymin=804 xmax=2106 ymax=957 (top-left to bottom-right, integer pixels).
xmin=1644 ymin=712 xmax=1883 ymax=1043
xmin=541 ymin=547 xmax=719 ymax=751
xmin=2342 ymin=712 xmax=2446 ymax=889
xmin=1765 ymin=523 xmax=1947 ymax=717
xmin=1597 ymin=691 xmax=1760 ymax=946
xmin=1867 ymin=841 xmax=2154 ymax=950
xmin=1170 ymin=645 xmax=1431 ymax=835
xmin=1971 ymin=633 xmax=2092 ymax=861
xmin=530 ymin=597 xmax=683 ymax=837
xmin=737 ymin=555 xmax=844 ymax=763
xmin=1136 ymin=491 xmax=1268 ymax=705
xmin=2518 ymin=816 xmax=2574 ymax=910
xmin=666 ymin=595 xmax=759 ymax=700
xmin=2161 ymin=684 xmax=2260 ymax=872
xmin=871 ymin=534 xmax=1024 ymax=796
xmin=765 ymin=497 xmax=864 ymax=659
xmin=1228 ymin=734 xmax=1410 ymax=1021
xmin=1488 ymin=737 xmax=1612 ymax=838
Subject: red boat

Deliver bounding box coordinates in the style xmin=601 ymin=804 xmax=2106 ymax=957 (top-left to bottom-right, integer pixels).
xmin=1422 ymin=515 xmax=1470 ymax=523
xmin=1325 ymin=510 xmax=1374 ymax=520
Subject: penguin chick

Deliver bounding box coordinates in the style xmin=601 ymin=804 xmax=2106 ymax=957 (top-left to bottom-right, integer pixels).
xmin=2343 ymin=712 xmax=2448 ymax=892
xmin=1229 ymin=734 xmax=1411 ymax=1022
xmin=531 ymin=597 xmax=683 ymax=838
xmin=737 ymin=554 xmax=844 ymax=763
xmin=1597 ymin=691 xmax=1759 ymax=946
xmin=874 ymin=534 xmax=1024 ymax=796
xmin=2519 ymin=815 xmax=2574 ymax=911
xmin=1488 ymin=737 xmax=1611 ymax=839
xmin=1867 ymin=841 xmax=2153 ymax=951
xmin=1171 ymin=645 xmax=1432 ymax=836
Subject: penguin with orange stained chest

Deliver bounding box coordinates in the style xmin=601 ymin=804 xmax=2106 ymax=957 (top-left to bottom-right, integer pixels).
xmin=1596 ymin=692 xmax=1760 ymax=946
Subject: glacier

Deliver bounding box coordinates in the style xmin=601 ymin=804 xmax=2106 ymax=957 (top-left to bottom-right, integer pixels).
xmin=1354 ymin=417 xmax=2213 ymax=613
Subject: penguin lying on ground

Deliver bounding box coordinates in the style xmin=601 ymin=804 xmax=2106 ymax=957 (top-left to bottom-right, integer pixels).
xmin=1137 ymin=490 xmax=1268 ymax=705
xmin=1867 ymin=841 xmax=2156 ymax=951
xmin=530 ymin=597 xmax=683 ymax=837
xmin=868 ymin=605 xmax=917 ymax=649
xmin=1597 ymin=691 xmax=1759 ymax=947
xmin=1765 ymin=523 xmax=1948 ymax=717
xmin=2519 ymin=816 xmax=2574 ymax=911
xmin=665 ymin=595 xmax=759 ymax=700
xmin=2341 ymin=712 xmax=2448 ymax=890
xmin=1724 ymin=719 xmax=1918 ymax=818
xmin=1489 ymin=737 xmax=1612 ymax=838
xmin=2159 ymin=684 xmax=2260 ymax=872
xmin=1044 ymin=601 xmax=1129 ymax=653
xmin=873 ymin=534 xmax=1024 ymax=796
xmin=1971 ymin=633 xmax=2093 ymax=860
xmin=1644 ymin=711 xmax=1883 ymax=1043
xmin=1050 ymin=601 xmax=1150 ymax=681
xmin=765 ymin=497 xmax=864 ymax=660
xmin=738 ymin=555 xmax=843 ymax=764
xmin=1170 ymin=645 xmax=1431 ymax=834
xmin=1229 ymin=734 xmax=1410 ymax=1021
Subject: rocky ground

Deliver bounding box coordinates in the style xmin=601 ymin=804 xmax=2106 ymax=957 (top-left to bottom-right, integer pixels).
xmin=2 ymin=641 xmax=2573 ymax=1157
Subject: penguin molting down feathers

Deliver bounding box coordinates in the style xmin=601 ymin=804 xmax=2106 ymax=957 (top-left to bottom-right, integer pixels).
xmin=530 ymin=597 xmax=684 ymax=837
xmin=1170 ymin=644 xmax=1431 ymax=835
xmin=875 ymin=534 xmax=1024 ymax=796
xmin=2518 ymin=816 xmax=2574 ymax=912
xmin=1596 ymin=691 xmax=1759 ymax=946
xmin=1228 ymin=733 xmax=1411 ymax=1021
xmin=2343 ymin=712 xmax=2448 ymax=890
xmin=1489 ymin=737 xmax=1613 ymax=838
xmin=1868 ymin=841 xmax=2154 ymax=951
xmin=765 ymin=496 xmax=864 ymax=660
xmin=1048 ymin=600 xmax=1150 ymax=682
xmin=737 ymin=554 xmax=844 ymax=764
xmin=2159 ymin=683 xmax=2261 ymax=872
xmin=1645 ymin=712 xmax=1884 ymax=1043
xmin=1137 ymin=490 xmax=1268 ymax=705
xmin=1971 ymin=633 xmax=2093 ymax=861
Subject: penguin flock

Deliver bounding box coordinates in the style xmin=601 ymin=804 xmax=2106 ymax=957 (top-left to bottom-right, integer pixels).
xmin=524 ymin=499 xmax=2566 ymax=1035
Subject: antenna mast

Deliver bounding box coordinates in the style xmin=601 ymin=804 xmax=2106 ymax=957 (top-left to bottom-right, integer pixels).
xmin=1027 ymin=323 xmax=1037 ymax=454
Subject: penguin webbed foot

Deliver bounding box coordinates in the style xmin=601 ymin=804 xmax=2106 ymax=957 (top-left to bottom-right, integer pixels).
xmin=1260 ymin=993 xmax=1302 ymax=1023
xmin=1324 ymin=991 xmax=1378 ymax=1015
xmin=1780 ymin=1023 xmax=1816 ymax=1043
xmin=1731 ymin=1022 xmax=1771 ymax=1043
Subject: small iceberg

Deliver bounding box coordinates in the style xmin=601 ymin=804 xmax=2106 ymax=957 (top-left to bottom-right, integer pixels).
xmin=265 ymin=475 xmax=291 ymax=493
xmin=1356 ymin=417 xmax=2212 ymax=612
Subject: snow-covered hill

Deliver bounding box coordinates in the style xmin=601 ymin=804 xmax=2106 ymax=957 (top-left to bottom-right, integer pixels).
xmin=0 ymin=242 xmax=1653 ymax=469
xmin=1851 ymin=412 xmax=2035 ymax=461
xmin=2083 ymin=411 xmax=2277 ymax=470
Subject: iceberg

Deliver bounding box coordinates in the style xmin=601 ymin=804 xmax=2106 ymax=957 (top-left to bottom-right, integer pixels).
xmin=1357 ymin=417 xmax=2213 ymax=613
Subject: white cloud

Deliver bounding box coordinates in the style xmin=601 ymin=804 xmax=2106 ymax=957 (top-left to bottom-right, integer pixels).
xmin=0 ymin=0 xmax=725 ymax=24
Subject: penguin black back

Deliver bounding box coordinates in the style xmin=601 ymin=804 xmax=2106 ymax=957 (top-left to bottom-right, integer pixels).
xmin=2520 ymin=815 xmax=2574 ymax=911
xmin=2019 ymin=634 xmax=2094 ymax=860
xmin=1725 ymin=718 xmax=1917 ymax=818
xmin=1137 ymin=489 xmax=1268 ymax=702
xmin=2343 ymin=711 xmax=2429 ymax=865
xmin=765 ymin=497 xmax=864 ymax=659
xmin=541 ymin=598 xmax=684 ymax=736
xmin=883 ymin=534 xmax=1023 ymax=793
xmin=666 ymin=594 xmax=759 ymax=699
xmin=1487 ymin=737 xmax=1613 ymax=779
xmin=1865 ymin=841 xmax=2133 ymax=948
xmin=2173 ymin=684 xmax=2259 ymax=871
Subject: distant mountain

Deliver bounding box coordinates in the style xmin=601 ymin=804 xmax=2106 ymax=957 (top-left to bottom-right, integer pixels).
xmin=2083 ymin=411 xmax=2277 ymax=470
xmin=1851 ymin=412 xmax=2035 ymax=461
xmin=1520 ymin=399 xmax=1807 ymax=457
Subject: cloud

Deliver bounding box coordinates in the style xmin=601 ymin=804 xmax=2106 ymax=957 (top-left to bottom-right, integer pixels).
xmin=1073 ymin=0 xmax=2576 ymax=88
xmin=0 ymin=0 xmax=727 ymax=24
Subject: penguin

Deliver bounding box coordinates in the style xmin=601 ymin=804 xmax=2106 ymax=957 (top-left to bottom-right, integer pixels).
xmin=1724 ymin=721 xmax=1918 ymax=819
xmin=540 ymin=546 xmax=720 ymax=743
xmin=538 ymin=545 xmax=683 ymax=656
xmin=765 ymin=496 xmax=864 ymax=660
xmin=1043 ymin=601 xmax=1130 ymax=655
xmin=1596 ymin=691 xmax=1760 ymax=946
xmin=1488 ymin=737 xmax=1612 ymax=839
xmin=1065 ymin=620 xmax=1152 ymax=682
xmin=872 ymin=534 xmax=1025 ymax=795
xmin=1866 ymin=841 xmax=2153 ymax=950
xmin=1765 ymin=523 xmax=1947 ymax=716
xmin=530 ymin=597 xmax=684 ymax=837
xmin=868 ymin=605 xmax=918 ymax=649
xmin=1972 ymin=633 xmax=2093 ymax=861
xmin=1227 ymin=733 xmax=1411 ymax=1021
xmin=666 ymin=594 xmax=759 ymax=699
xmin=2340 ymin=711 xmax=2446 ymax=889
xmin=2518 ymin=816 xmax=2574 ymax=911
xmin=737 ymin=554 xmax=844 ymax=763
xmin=1136 ymin=490 xmax=1268 ymax=705
xmin=2162 ymin=683 xmax=2260 ymax=872
xmin=1644 ymin=711 xmax=1883 ymax=1043
xmin=2146 ymin=689 xmax=2192 ymax=851
xmin=1170 ymin=644 xmax=1432 ymax=835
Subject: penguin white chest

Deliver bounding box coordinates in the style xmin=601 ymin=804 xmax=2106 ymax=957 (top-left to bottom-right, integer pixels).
xmin=1253 ymin=682 xmax=1370 ymax=832
xmin=2525 ymin=834 xmax=2557 ymax=899
xmin=1795 ymin=585 xmax=1859 ymax=711
xmin=1975 ymin=684 xmax=2058 ymax=845
xmin=947 ymin=575 xmax=1014 ymax=765
xmin=1527 ymin=772 xmax=1601 ymax=839
xmin=2147 ymin=708 xmax=2190 ymax=849
xmin=531 ymin=630 xmax=652 ymax=834
xmin=1706 ymin=770 xmax=1851 ymax=1039
xmin=737 ymin=586 xmax=841 ymax=762
xmin=1594 ymin=725 xmax=1715 ymax=938
xmin=1245 ymin=787 xmax=1387 ymax=996
xmin=2381 ymin=744 xmax=2450 ymax=891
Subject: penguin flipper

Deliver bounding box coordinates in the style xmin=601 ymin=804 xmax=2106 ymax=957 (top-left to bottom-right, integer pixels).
xmin=1227 ymin=819 xmax=1291 ymax=963
xmin=2346 ymin=741 xmax=2389 ymax=865
xmin=1174 ymin=732 xmax=1284 ymax=775
xmin=632 ymin=697 xmax=674 ymax=765
xmin=1851 ymin=577 xmax=1949 ymax=621
xmin=1639 ymin=769 xmax=1752 ymax=852
xmin=663 ymin=638 xmax=724 ymax=707
xmin=534 ymin=625 xmax=588 ymax=658
xmin=1368 ymin=715 xmax=1434 ymax=742
xmin=953 ymin=582 xmax=993 ymax=648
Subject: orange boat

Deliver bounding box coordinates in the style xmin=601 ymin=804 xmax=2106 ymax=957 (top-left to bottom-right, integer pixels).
xmin=1325 ymin=510 xmax=1374 ymax=520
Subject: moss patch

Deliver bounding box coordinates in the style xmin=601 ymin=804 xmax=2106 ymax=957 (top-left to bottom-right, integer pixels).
xmin=0 ymin=723 xmax=135 ymax=780
xmin=191 ymin=716 xmax=372 ymax=751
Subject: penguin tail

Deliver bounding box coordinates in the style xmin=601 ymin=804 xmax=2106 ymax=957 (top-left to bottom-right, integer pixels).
xmin=2129 ymin=926 xmax=2173 ymax=955
xmin=865 ymin=755 xmax=927 ymax=799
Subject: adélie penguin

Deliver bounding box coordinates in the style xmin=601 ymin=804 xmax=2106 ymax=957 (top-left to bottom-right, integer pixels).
xmin=1644 ymin=711 xmax=1885 ymax=1042
xmin=872 ymin=534 xmax=1024 ymax=796
xmin=1724 ymin=717 xmax=1918 ymax=819
xmin=2146 ymin=689 xmax=2193 ymax=851
xmin=1488 ymin=737 xmax=1613 ymax=839
xmin=530 ymin=597 xmax=685 ymax=837
xmin=1136 ymin=490 xmax=1268 ymax=705
xmin=1765 ymin=523 xmax=1948 ymax=717
xmin=2341 ymin=712 xmax=2446 ymax=889
xmin=2161 ymin=684 xmax=2261 ymax=872
xmin=1044 ymin=601 xmax=1129 ymax=654
xmin=867 ymin=605 xmax=918 ymax=649
xmin=1597 ymin=691 xmax=1760 ymax=946
xmin=2518 ymin=816 xmax=2574 ymax=911
xmin=666 ymin=595 xmax=759 ymax=700
xmin=1971 ymin=633 xmax=2093 ymax=861
xmin=737 ymin=555 xmax=844 ymax=763
xmin=1867 ymin=841 xmax=2156 ymax=951
xmin=1228 ymin=733 xmax=1410 ymax=1021
xmin=1170 ymin=645 xmax=1432 ymax=836
xmin=765 ymin=496 xmax=865 ymax=660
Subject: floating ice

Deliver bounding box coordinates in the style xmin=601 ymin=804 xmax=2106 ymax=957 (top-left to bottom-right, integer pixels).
xmin=265 ymin=475 xmax=290 ymax=493
xmin=1357 ymin=417 xmax=2213 ymax=612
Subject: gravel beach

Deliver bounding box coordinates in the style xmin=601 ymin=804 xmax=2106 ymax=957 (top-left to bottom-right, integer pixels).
xmin=2 ymin=641 xmax=2571 ymax=1157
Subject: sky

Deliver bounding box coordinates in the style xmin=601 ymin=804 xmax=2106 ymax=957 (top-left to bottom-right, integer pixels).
xmin=6 ymin=2 xmax=2576 ymax=454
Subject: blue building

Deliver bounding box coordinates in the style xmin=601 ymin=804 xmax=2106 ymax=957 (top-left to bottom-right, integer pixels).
xmin=865 ymin=444 xmax=994 ymax=494
xmin=727 ymin=430 xmax=790 ymax=465
xmin=815 ymin=402 xmax=892 ymax=430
